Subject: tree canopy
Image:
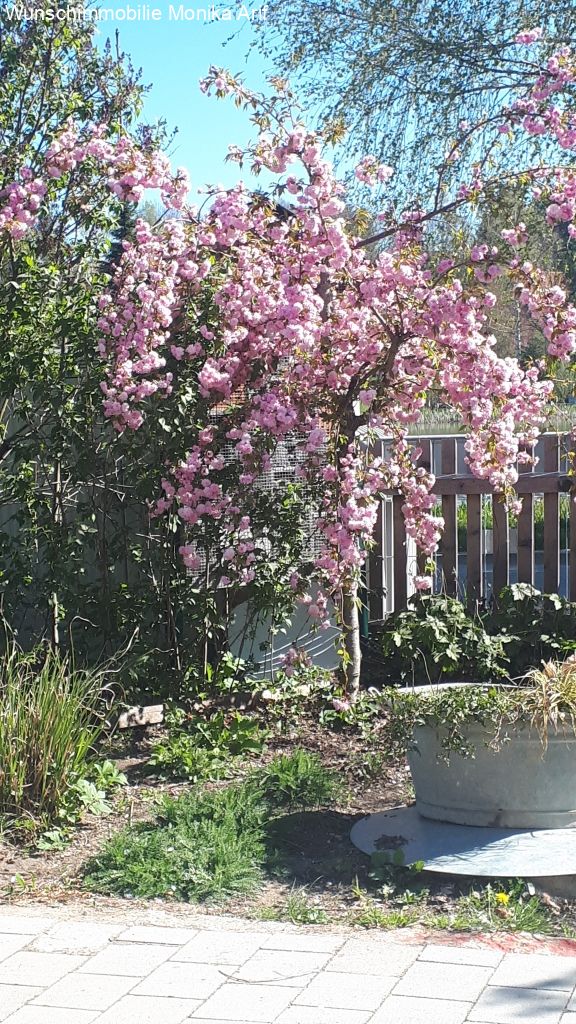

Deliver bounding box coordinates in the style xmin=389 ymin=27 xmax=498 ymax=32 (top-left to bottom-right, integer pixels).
xmin=254 ymin=0 xmax=576 ymax=198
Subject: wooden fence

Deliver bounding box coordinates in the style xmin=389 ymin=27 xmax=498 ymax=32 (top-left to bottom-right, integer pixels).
xmin=366 ymin=432 xmax=576 ymax=618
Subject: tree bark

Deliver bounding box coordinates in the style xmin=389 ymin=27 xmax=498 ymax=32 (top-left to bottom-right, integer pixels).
xmin=342 ymin=576 xmax=361 ymax=699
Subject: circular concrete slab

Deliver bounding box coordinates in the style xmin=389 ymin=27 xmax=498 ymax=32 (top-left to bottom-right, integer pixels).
xmin=351 ymin=805 xmax=576 ymax=877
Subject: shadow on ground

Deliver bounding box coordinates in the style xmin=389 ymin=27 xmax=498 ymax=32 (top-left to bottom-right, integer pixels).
xmin=265 ymin=809 xmax=371 ymax=889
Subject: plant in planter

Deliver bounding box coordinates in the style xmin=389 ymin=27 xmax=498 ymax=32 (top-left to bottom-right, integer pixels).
xmin=384 ymin=661 xmax=576 ymax=829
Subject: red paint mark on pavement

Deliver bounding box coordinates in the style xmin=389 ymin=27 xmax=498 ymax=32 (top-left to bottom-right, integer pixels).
xmin=395 ymin=926 xmax=576 ymax=956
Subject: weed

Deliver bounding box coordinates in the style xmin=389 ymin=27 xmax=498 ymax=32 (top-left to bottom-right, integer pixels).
xmin=350 ymin=750 xmax=388 ymax=780
xmin=283 ymin=889 xmax=329 ymax=925
xmin=148 ymin=736 xmax=229 ymax=782
xmin=87 ymin=760 xmax=128 ymax=792
xmin=149 ymin=708 xmax=266 ymax=781
xmin=352 ymin=902 xmax=416 ymax=928
xmin=253 ymin=749 xmax=343 ymax=811
xmin=453 ymin=880 xmax=554 ymax=934
xmin=83 ymin=782 xmax=267 ymax=902
xmin=258 ymin=887 xmax=329 ymax=925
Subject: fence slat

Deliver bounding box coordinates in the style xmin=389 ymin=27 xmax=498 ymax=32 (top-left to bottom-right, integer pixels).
xmin=466 ymin=493 xmax=482 ymax=610
xmin=543 ymin=434 xmax=560 ymax=594
xmin=393 ymin=493 xmax=407 ymax=610
xmin=517 ymin=453 xmax=534 ymax=585
xmin=440 ymin=438 xmax=457 ymax=595
xmin=492 ymin=497 xmax=509 ymax=598
xmin=368 ymin=499 xmax=385 ymax=620
xmin=570 ymin=451 xmax=576 ymax=601
xmin=416 ymin=439 xmax=432 ymax=577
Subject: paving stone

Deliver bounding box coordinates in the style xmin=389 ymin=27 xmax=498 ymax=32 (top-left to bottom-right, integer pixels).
xmin=93 ymin=994 xmax=201 ymax=1024
xmin=392 ymin=960 xmax=493 ymax=1001
xmin=262 ymin=933 xmax=345 ymax=954
xmin=419 ymin=942 xmax=503 ymax=967
xmin=275 ymin=1007 xmax=371 ymax=1023
xmin=371 ymin=994 xmax=473 ymax=1024
xmin=1 ymin=1009 xmax=97 ymax=1024
xmin=294 ymin=970 xmax=394 ymax=1011
xmin=327 ymin=938 xmax=420 ymax=976
xmin=0 ymin=916 xmax=54 ymax=935
xmin=234 ymin=949 xmax=330 ymax=986
xmin=490 ymin=953 xmax=576 ymax=991
xmin=30 ymin=922 xmax=123 ymax=954
xmin=0 ymin=951 xmax=85 ymax=988
xmin=0 ymin=984 xmax=42 ymax=1022
xmin=77 ymin=941 xmax=172 ymax=976
xmin=190 ymin=981 xmax=294 ymax=1021
xmin=131 ymin=960 xmax=226 ymax=1000
xmin=115 ymin=925 xmax=198 ymax=946
xmin=184 ymin=914 xmax=285 ymax=933
xmin=172 ymin=930 xmax=270 ymax=966
xmin=468 ymin=986 xmax=569 ymax=1024
xmin=32 ymin=971 xmax=135 ymax=1009
xmin=0 ymin=935 xmax=32 ymax=963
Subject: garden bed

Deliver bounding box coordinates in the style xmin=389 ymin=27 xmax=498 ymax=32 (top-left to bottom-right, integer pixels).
xmin=2 ymin=715 xmax=576 ymax=939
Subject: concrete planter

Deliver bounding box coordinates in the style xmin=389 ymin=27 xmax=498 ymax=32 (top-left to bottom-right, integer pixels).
xmin=408 ymin=719 xmax=576 ymax=829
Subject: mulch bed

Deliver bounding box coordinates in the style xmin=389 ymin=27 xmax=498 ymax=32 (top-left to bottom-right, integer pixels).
xmin=2 ymin=717 xmax=576 ymax=936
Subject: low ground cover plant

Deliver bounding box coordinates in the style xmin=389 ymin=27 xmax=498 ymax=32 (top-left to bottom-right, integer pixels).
xmin=252 ymin=749 xmax=342 ymax=811
xmin=84 ymin=783 xmax=267 ymax=901
xmin=148 ymin=706 xmax=267 ymax=781
xmin=83 ymin=750 xmax=342 ymax=902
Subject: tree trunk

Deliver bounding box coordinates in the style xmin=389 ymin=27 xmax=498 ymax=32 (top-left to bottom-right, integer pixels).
xmin=342 ymin=576 xmax=361 ymax=699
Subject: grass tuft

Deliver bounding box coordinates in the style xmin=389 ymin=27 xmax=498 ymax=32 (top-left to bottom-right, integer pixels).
xmin=253 ymin=749 xmax=343 ymax=811
xmin=0 ymin=641 xmax=105 ymax=832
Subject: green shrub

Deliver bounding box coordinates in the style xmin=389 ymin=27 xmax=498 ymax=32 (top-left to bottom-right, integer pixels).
xmin=83 ymin=783 xmax=267 ymax=901
xmin=0 ymin=642 xmax=106 ymax=832
xmin=253 ymin=749 xmax=343 ymax=810
xmin=487 ymin=584 xmax=576 ymax=676
xmin=378 ymin=594 xmax=508 ymax=685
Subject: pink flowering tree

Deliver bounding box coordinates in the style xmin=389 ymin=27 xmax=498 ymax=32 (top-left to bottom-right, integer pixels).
xmin=5 ymin=31 xmax=576 ymax=695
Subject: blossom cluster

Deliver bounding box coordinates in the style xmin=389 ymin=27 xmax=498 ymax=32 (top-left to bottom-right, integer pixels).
xmin=0 ymin=119 xmax=190 ymax=244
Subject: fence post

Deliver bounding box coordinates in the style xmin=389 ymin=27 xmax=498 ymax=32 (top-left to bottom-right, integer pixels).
xmin=543 ymin=434 xmax=560 ymax=594
xmin=492 ymin=496 xmax=509 ymax=600
xmin=440 ymin=438 xmax=457 ymax=596
xmin=367 ymin=496 xmax=385 ymax=621
xmin=466 ymin=494 xmax=482 ymax=610
xmin=392 ymin=493 xmax=407 ymax=611
xmin=517 ymin=449 xmax=534 ymax=586
xmin=416 ymin=439 xmax=432 ymax=578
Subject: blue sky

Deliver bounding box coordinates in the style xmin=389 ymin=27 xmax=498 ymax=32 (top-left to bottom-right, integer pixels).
xmin=95 ymin=2 xmax=274 ymax=194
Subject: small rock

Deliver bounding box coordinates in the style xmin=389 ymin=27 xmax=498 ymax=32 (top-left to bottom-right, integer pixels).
xmin=118 ymin=704 xmax=164 ymax=729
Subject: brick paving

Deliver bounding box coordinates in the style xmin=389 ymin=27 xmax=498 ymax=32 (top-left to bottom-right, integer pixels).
xmin=0 ymin=906 xmax=575 ymax=1022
